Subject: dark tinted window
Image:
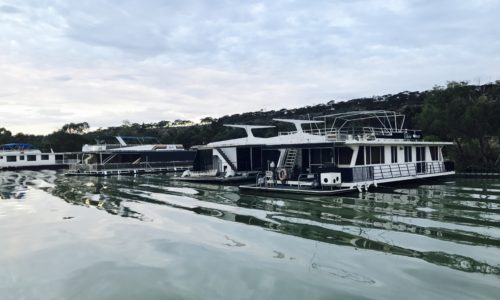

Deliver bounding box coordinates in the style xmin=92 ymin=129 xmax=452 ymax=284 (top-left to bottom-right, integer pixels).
xmin=355 ymin=146 xmax=365 ymax=165
xmin=335 ymin=147 xmax=353 ymax=165
xmin=366 ymin=146 xmax=384 ymax=164
xmin=391 ymin=146 xmax=398 ymax=163
xmin=429 ymin=146 xmax=438 ymax=161
xmin=404 ymin=146 xmax=412 ymax=162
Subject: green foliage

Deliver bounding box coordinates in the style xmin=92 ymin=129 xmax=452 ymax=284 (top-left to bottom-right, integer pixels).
xmin=0 ymin=127 xmax=13 ymax=144
xmin=419 ymin=81 xmax=500 ymax=170
xmin=61 ymin=122 xmax=90 ymax=134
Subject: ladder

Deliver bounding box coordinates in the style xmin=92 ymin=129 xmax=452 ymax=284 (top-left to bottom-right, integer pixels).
xmin=283 ymin=149 xmax=298 ymax=168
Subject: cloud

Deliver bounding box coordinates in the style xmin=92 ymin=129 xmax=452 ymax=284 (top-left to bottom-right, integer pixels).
xmin=0 ymin=4 xmax=21 ymax=14
xmin=0 ymin=0 xmax=499 ymax=134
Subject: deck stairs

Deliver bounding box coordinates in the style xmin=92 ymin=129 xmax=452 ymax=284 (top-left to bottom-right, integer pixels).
xmin=102 ymin=154 xmax=117 ymax=165
xmin=283 ymin=149 xmax=298 ymax=168
xmin=215 ymin=148 xmax=237 ymax=171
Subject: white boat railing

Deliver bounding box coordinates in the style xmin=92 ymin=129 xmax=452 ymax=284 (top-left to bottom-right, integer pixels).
xmin=343 ymin=161 xmax=448 ymax=182
xmin=278 ymin=127 xmax=422 ymax=142
xmin=69 ymin=161 xmax=191 ymax=173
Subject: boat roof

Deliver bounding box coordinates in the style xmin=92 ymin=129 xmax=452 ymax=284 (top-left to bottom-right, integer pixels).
xmin=0 ymin=143 xmax=34 ymax=150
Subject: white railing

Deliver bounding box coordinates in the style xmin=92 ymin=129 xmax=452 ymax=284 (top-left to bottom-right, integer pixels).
xmin=277 ymin=127 xmax=422 ymax=142
xmin=69 ymin=161 xmax=190 ymax=172
xmin=372 ymin=161 xmax=446 ymax=180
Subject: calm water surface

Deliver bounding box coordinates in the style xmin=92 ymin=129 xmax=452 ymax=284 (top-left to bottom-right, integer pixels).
xmin=0 ymin=171 xmax=499 ymax=300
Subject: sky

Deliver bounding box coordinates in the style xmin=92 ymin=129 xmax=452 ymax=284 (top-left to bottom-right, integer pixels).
xmin=0 ymin=0 xmax=499 ymax=135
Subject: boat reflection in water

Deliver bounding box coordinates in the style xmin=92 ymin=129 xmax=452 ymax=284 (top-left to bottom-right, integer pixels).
xmin=2 ymin=171 xmax=496 ymax=279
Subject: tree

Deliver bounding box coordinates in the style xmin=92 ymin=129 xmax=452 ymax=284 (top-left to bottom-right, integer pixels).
xmin=172 ymin=119 xmax=193 ymax=127
xmin=200 ymin=117 xmax=216 ymax=124
xmin=61 ymin=122 xmax=90 ymax=134
xmin=0 ymin=127 xmax=13 ymax=144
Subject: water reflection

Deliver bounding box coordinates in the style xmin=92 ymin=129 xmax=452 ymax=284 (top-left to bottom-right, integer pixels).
xmin=1 ymin=172 xmax=500 ymax=279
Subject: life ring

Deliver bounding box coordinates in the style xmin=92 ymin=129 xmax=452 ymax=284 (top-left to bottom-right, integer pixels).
xmin=278 ymin=168 xmax=288 ymax=181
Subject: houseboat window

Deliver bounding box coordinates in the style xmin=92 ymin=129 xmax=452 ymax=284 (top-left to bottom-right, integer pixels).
xmin=321 ymin=148 xmax=333 ymax=164
xmin=27 ymin=155 xmax=37 ymax=161
xmin=366 ymin=146 xmax=384 ymax=164
xmin=429 ymin=146 xmax=439 ymax=161
xmin=416 ymin=146 xmax=426 ymax=161
xmin=41 ymin=154 xmax=49 ymax=160
xmin=310 ymin=149 xmax=321 ymax=165
xmin=335 ymin=147 xmax=353 ymax=165
xmin=355 ymin=146 xmax=365 ymax=165
xmin=236 ymin=148 xmax=251 ymax=171
xmin=7 ymin=156 xmax=16 ymax=162
xmin=391 ymin=146 xmax=398 ymax=163
xmin=19 ymin=155 xmax=25 ymax=160
xmin=404 ymin=146 xmax=412 ymax=162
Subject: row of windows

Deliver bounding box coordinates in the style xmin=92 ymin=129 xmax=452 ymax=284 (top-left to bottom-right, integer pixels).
xmin=356 ymin=146 xmax=440 ymax=165
xmin=1 ymin=155 xmax=50 ymax=162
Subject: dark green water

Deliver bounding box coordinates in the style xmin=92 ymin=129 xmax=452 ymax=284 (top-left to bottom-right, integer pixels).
xmin=1 ymin=171 xmax=499 ymax=300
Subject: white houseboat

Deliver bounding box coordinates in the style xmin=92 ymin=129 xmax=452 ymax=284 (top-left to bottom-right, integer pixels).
xmin=0 ymin=143 xmax=77 ymax=170
xmin=67 ymin=136 xmax=196 ymax=176
xmin=190 ymin=111 xmax=455 ymax=195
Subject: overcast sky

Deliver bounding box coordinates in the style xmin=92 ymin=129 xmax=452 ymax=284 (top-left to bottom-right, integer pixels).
xmin=0 ymin=0 xmax=499 ymax=134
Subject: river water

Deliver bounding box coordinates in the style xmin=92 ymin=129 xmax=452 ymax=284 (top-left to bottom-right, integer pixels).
xmin=0 ymin=171 xmax=499 ymax=300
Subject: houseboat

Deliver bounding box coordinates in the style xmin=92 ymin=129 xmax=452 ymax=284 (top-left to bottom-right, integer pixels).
xmin=190 ymin=111 xmax=455 ymax=195
xmin=0 ymin=143 xmax=77 ymax=170
xmin=66 ymin=136 xmax=196 ymax=176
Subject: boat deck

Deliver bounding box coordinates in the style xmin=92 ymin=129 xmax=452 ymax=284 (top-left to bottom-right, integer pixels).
xmin=66 ymin=165 xmax=190 ymax=176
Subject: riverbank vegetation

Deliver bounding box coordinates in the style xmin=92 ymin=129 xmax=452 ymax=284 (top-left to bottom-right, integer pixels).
xmin=1 ymin=81 xmax=499 ymax=171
